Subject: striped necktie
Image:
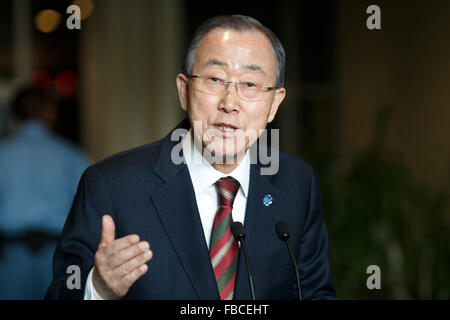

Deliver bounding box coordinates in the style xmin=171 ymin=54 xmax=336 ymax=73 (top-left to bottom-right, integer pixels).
xmin=209 ymin=176 xmax=240 ymax=300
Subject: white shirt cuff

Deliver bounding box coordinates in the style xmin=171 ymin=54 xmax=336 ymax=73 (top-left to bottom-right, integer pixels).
xmin=84 ymin=267 xmax=105 ymax=300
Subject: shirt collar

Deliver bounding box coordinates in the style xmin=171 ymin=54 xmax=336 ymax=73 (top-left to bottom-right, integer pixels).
xmin=183 ymin=129 xmax=250 ymax=198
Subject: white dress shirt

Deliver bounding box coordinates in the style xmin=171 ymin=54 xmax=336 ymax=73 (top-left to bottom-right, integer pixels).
xmin=84 ymin=129 xmax=250 ymax=299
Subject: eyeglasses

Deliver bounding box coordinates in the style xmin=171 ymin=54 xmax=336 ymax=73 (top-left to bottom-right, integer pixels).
xmin=187 ymin=74 xmax=280 ymax=102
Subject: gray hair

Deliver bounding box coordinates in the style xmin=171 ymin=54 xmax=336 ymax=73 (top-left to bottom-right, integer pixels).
xmin=182 ymin=15 xmax=286 ymax=88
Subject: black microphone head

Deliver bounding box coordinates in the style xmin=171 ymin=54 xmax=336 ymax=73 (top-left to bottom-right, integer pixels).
xmin=275 ymin=221 xmax=290 ymax=241
xmin=231 ymin=221 xmax=246 ymax=241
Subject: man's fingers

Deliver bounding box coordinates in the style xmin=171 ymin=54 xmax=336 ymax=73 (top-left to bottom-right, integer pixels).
xmin=119 ymin=260 xmax=150 ymax=290
xmin=99 ymin=215 xmax=116 ymax=248
xmin=106 ymin=241 xmax=150 ymax=269
xmin=112 ymin=249 xmax=153 ymax=279
xmin=102 ymin=234 xmax=140 ymax=257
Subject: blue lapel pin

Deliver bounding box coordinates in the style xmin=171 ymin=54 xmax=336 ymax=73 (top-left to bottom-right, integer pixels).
xmin=263 ymin=194 xmax=273 ymax=207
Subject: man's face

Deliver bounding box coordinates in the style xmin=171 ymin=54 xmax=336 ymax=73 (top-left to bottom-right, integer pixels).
xmin=176 ymin=28 xmax=286 ymax=161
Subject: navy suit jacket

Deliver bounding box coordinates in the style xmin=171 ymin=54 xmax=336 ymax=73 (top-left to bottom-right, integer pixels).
xmin=46 ymin=119 xmax=336 ymax=300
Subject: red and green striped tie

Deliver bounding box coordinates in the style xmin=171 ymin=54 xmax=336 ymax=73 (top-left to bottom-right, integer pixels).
xmin=209 ymin=176 xmax=240 ymax=300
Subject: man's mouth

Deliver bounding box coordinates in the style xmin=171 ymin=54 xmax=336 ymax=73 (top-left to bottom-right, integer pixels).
xmin=213 ymin=122 xmax=238 ymax=134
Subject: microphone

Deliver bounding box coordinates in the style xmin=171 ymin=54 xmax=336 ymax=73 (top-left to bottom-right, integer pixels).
xmin=230 ymin=221 xmax=256 ymax=300
xmin=275 ymin=221 xmax=303 ymax=300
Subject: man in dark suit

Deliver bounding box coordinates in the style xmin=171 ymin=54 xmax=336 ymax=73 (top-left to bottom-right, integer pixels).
xmin=46 ymin=15 xmax=336 ymax=300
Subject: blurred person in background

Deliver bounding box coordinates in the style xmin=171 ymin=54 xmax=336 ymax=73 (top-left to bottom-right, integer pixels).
xmin=0 ymin=86 xmax=89 ymax=299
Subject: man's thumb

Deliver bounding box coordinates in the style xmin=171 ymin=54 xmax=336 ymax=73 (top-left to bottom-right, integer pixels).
xmin=100 ymin=214 xmax=115 ymax=246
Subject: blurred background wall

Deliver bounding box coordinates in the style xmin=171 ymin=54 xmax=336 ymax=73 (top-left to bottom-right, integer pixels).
xmin=0 ymin=0 xmax=448 ymax=299
xmin=337 ymin=0 xmax=450 ymax=192
xmin=79 ymin=0 xmax=184 ymax=161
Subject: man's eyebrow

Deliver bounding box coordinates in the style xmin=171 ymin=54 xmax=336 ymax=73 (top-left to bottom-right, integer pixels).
xmin=242 ymin=64 xmax=266 ymax=74
xmin=203 ymin=59 xmax=266 ymax=75
xmin=204 ymin=59 xmax=228 ymax=67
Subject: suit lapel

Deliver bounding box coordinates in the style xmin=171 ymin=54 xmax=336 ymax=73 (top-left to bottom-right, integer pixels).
xmin=149 ymin=120 xmax=219 ymax=299
xmin=234 ymin=160 xmax=280 ymax=300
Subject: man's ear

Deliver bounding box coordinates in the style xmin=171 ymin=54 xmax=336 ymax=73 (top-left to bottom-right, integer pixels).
xmin=176 ymin=73 xmax=189 ymax=111
xmin=268 ymin=87 xmax=286 ymax=123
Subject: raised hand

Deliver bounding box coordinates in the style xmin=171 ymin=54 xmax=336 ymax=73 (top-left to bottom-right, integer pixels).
xmin=92 ymin=215 xmax=153 ymax=299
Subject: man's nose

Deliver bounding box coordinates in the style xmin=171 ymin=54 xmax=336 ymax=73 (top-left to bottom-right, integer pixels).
xmin=219 ymin=84 xmax=240 ymax=113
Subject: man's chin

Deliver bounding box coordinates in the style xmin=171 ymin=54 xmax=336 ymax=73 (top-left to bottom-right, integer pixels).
xmin=203 ymin=147 xmax=246 ymax=165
